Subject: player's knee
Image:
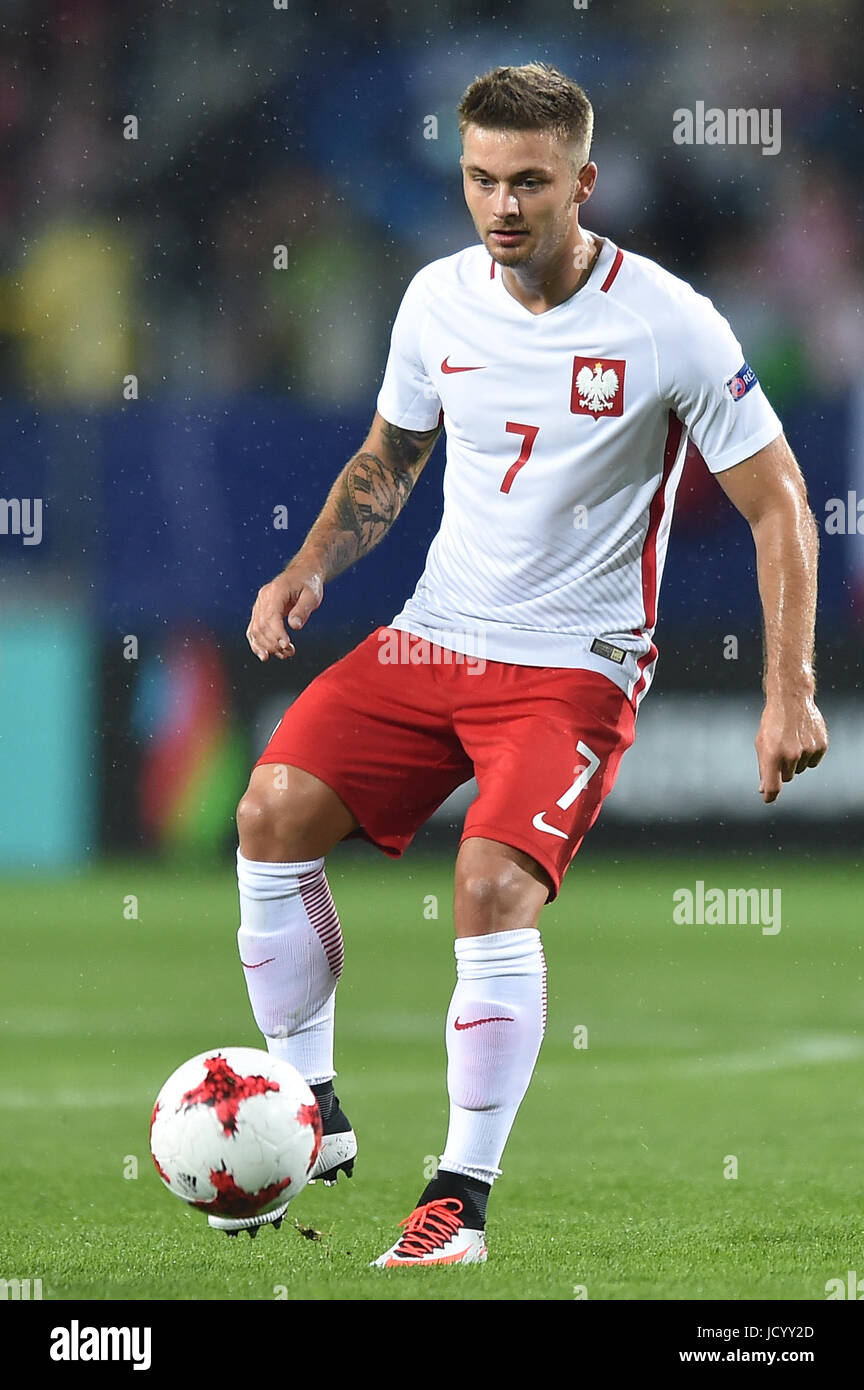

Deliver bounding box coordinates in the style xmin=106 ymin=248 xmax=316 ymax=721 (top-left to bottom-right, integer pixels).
xmin=236 ymin=780 xmax=274 ymax=835
xmin=454 ymin=859 xmax=529 ymax=927
xmin=236 ymin=770 xmax=306 ymax=857
xmin=235 ymin=791 xmax=262 ymax=843
xmin=237 ymin=765 xmax=354 ymax=861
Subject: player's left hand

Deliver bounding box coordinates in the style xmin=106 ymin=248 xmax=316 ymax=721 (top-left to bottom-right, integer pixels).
xmin=755 ymin=694 xmax=828 ymax=803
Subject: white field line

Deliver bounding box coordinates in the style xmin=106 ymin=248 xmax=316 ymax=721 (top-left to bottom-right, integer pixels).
xmin=558 ymin=1032 xmax=864 ymax=1081
xmin=0 ymin=1036 xmax=861 ymax=1110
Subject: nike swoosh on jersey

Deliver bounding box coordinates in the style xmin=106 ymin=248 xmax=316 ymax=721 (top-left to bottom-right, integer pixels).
xmin=240 ymin=957 xmax=276 ymax=969
xmin=454 ymin=1015 xmax=515 ymax=1030
xmin=531 ymin=812 xmax=569 ymax=840
xmin=441 ymin=356 xmax=486 ymax=373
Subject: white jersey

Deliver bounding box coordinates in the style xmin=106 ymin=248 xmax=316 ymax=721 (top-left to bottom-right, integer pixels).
xmin=375 ymin=233 xmax=782 ymax=703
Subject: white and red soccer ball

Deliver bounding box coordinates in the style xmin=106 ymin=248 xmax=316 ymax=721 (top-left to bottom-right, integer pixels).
xmin=149 ymin=1048 xmax=321 ymax=1218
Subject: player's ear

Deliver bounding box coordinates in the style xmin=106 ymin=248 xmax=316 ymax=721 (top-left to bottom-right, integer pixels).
xmin=574 ymin=161 xmax=598 ymax=203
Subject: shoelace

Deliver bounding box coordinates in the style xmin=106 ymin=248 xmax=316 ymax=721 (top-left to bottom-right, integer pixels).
xmin=394 ymin=1198 xmax=466 ymax=1257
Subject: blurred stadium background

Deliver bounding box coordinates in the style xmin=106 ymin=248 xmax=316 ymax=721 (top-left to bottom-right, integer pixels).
xmin=0 ymin=0 xmax=860 ymax=872
xmin=1 ymin=0 xmax=862 ymax=1305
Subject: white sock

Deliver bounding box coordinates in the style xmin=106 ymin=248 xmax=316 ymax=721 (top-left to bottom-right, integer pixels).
xmin=439 ymin=928 xmax=547 ymax=1184
xmin=236 ymin=849 xmax=344 ymax=1085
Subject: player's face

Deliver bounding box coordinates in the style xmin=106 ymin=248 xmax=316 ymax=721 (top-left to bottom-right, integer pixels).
xmin=460 ymin=125 xmax=592 ymax=269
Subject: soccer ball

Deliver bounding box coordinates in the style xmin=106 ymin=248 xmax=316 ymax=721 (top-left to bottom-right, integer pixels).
xmin=149 ymin=1048 xmax=321 ymax=1219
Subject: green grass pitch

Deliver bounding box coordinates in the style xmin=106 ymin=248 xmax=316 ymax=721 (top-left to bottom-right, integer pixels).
xmin=0 ymin=851 xmax=860 ymax=1302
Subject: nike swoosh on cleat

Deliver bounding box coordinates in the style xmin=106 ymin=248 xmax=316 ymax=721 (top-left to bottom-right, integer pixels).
xmin=441 ymin=356 xmax=486 ymax=373
xmin=240 ymin=957 xmax=276 ymax=969
xmin=454 ymin=1015 xmax=515 ymax=1030
xmin=531 ymin=812 xmax=569 ymax=840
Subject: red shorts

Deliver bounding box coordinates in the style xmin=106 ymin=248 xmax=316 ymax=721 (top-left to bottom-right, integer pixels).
xmin=255 ymin=626 xmax=636 ymax=901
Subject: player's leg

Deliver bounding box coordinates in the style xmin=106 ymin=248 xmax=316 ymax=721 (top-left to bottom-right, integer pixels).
xmin=372 ymin=839 xmax=547 ymax=1265
xmin=235 ymin=759 xmax=356 ymax=1108
xmin=236 ymin=629 xmax=467 ymax=1099
xmin=235 ymin=761 xmax=358 ymax=1100
xmin=372 ymin=663 xmax=635 ymax=1266
xmin=439 ymin=835 xmax=549 ymax=1207
xmin=225 ymin=629 xmax=473 ymax=1238
xmin=210 ymin=764 xmax=360 ymax=1237
xmin=438 ymin=669 xmax=635 ymax=1236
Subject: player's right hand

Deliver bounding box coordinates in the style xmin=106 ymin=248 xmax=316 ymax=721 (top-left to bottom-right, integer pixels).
xmin=246 ymin=566 xmax=324 ymax=661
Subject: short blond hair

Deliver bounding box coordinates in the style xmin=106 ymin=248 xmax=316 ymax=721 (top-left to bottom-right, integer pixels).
xmin=457 ymin=62 xmax=594 ymax=169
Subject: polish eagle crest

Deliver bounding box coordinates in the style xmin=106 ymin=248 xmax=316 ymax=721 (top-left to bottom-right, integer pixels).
xmin=575 ymin=361 xmax=620 ymax=412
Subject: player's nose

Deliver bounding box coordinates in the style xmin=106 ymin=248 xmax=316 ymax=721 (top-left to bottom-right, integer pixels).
xmin=492 ymin=185 xmax=520 ymax=218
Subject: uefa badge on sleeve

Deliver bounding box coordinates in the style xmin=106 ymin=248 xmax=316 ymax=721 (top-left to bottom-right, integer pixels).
xmin=570 ymin=356 xmax=626 ymax=419
xmin=725 ymin=361 xmax=758 ymax=401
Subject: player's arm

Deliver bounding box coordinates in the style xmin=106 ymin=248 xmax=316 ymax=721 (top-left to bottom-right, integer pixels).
xmin=715 ymin=431 xmax=828 ymax=802
xmin=246 ymin=410 xmax=442 ymax=661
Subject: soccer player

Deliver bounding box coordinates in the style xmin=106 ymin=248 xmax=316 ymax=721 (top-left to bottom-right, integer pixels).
xmin=222 ymin=64 xmax=828 ymax=1264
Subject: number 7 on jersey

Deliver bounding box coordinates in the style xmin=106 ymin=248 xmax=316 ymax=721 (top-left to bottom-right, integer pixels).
xmin=500 ymin=422 xmax=539 ymax=494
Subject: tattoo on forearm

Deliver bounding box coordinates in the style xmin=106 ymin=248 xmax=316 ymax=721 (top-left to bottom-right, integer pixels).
xmin=346 ymin=452 xmax=413 ymax=549
xmin=322 ymin=423 xmax=440 ymax=573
